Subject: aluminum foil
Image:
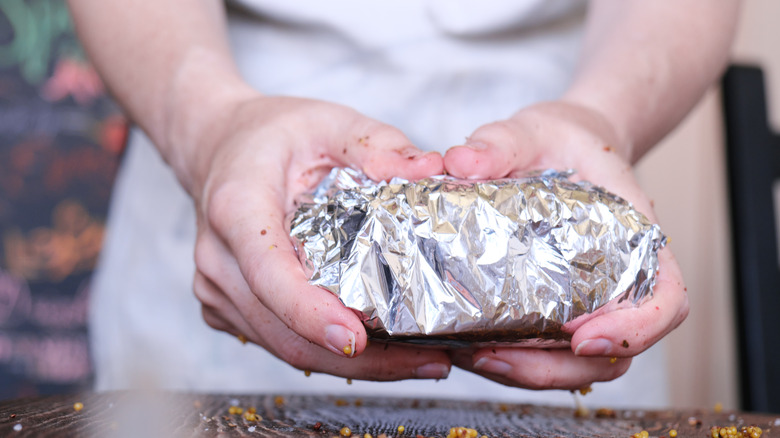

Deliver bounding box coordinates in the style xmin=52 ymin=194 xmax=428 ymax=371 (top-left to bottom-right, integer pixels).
xmin=290 ymin=168 xmax=665 ymax=347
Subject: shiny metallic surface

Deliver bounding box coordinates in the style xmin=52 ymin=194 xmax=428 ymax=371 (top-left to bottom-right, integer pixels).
xmin=290 ymin=168 xmax=665 ymax=346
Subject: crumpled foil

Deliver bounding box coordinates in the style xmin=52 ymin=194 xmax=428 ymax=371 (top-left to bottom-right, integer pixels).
xmin=290 ymin=168 xmax=665 ymax=347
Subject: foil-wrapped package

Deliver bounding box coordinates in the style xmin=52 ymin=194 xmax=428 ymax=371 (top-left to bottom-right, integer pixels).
xmin=290 ymin=168 xmax=665 ymax=347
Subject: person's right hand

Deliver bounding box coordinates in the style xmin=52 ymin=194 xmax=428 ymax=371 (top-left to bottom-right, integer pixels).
xmin=185 ymin=94 xmax=452 ymax=381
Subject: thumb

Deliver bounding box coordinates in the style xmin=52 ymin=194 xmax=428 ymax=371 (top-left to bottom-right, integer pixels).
xmin=443 ymin=120 xmax=539 ymax=180
xmin=332 ymin=119 xmax=443 ymax=181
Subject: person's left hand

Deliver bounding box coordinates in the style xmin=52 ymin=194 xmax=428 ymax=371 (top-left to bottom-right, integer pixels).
xmin=442 ymin=101 xmax=689 ymax=390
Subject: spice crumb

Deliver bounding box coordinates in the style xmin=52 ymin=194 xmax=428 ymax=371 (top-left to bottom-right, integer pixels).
xmin=238 ymin=334 xmax=248 ymax=344
xmin=343 ymin=345 xmax=353 ymax=355
xmin=610 ymin=357 xmax=618 ymax=364
xmin=10 ymin=414 xmax=16 ymax=419
xmin=622 ymin=340 xmax=629 ymax=348
xmin=595 ymin=408 xmax=616 ymax=418
xmin=446 ymin=427 xmax=479 ymax=438
xmin=313 ymin=422 xmax=323 ymax=430
xmin=714 ymin=402 xmax=723 ymax=413
xmin=669 ymin=429 xmax=678 ymax=438
xmin=73 ymin=402 xmax=84 ymax=412
xmin=248 ymin=426 xmax=256 ymax=432
xmin=397 ymin=425 xmax=405 ymax=434
xmin=13 ymin=424 xmax=22 ymax=432
xmin=304 ymin=369 xmax=311 ymax=377
xmin=340 ymin=426 xmax=352 ymax=436
xmin=274 ymin=396 xmax=285 ymax=406
xmin=346 ymin=378 xmax=352 ymax=385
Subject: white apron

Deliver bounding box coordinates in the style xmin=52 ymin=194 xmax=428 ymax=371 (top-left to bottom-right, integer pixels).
xmin=90 ymin=0 xmax=670 ymax=408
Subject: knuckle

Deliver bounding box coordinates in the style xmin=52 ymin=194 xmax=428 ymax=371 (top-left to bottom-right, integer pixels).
xmin=205 ymin=182 xmax=242 ymax=231
xmin=192 ymin=273 xmax=222 ymax=309
xmin=201 ymin=306 xmax=229 ymax=332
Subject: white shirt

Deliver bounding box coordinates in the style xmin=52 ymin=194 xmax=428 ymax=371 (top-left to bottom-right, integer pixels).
xmin=91 ymin=0 xmax=670 ymax=408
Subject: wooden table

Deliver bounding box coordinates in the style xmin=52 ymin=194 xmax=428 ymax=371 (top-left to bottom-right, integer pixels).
xmin=1 ymin=392 xmax=778 ymax=437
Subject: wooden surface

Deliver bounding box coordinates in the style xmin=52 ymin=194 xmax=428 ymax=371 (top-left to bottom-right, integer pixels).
xmin=1 ymin=392 xmax=779 ymax=437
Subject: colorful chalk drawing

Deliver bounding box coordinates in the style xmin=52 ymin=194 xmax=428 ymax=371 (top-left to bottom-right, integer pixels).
xmin=0 ymin=0 xmax=126 ymax=400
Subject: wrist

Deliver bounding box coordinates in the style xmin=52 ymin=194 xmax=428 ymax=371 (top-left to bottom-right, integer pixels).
xmin=160 ymin=48 xmax=260 ymax=195
xmin=557 ymin=94 xmax=636 ymax=164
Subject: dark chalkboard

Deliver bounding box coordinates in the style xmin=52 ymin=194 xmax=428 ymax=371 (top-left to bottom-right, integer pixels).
xmin=0 ymin=0 xmax=126 ymax=400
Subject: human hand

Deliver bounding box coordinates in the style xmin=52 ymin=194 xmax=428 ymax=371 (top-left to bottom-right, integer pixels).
xmin=443 ymin=101 xmax=689 ymax=390
xmin=188 ymin=95 xmax=452 ymax=381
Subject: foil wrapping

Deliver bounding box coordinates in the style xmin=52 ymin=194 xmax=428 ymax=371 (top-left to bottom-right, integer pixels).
xmin=290 ymin=168 xmax=665 ymax=346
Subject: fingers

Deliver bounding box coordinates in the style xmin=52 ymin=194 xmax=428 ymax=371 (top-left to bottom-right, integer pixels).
xmin=197 ymin=202 xmax=367 ymax=358
xmin=450 ymin=347 xmax=631 ymax=390
xmin=443 ymin=121 xmax=527 ymax=180
xmin=334 ymin=119 xmax=444 ymax=181
xmin=194 ymin=231 xmax=452 ymax=381
xmin=571 ymin=248 xmax=689 ymax=357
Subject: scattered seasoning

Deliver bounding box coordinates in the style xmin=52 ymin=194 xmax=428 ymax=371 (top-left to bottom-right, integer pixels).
xmin=73 ymin=402 xmax=84 ymax=412
xmin=269 ymin=244 xmax=277 ymax=250
xmin=343 ymin=345 xmax=353 ymax=355
xmin=354 ymin=399 xmax=363 ymax=407
xmin=247 ymin=407 xmax=257 ymax=414
xmin=710 ymin=425 xmax=762 ymax=437
xmin=238 ymin=334 xmax=248 ymax=344
xmin=10 ymin=414 xmax=16 ymax=419
xmin=228 ymin=422 xmax=237 ymax=428
xmin=248 ymin=426 xmax=256 ymax=432
xmin=578 ymin=386 xmax=593 ymax=396
xmin=774 ymin=418 xmax=780 ymax=426
xmin=243 ymin=411 xmax=259 ymax=421
xmin=13 ymin=424 xmax=22 ymax=432
xmin=397 ymin=425 xmax=405 ymax=434
xmin=715 ymin=402 xmax=724 ymax=413
xmin=364 ymin=434 xmax=373 ymax=438
xmin=274 ymin=396 xmax=285 ymax=406
xmin=631 ymin=431 xmax=649 ymax=438
xmin=304 ymin=370 xmax=311 ymax=377
xmin=610 ymin=357 xmax=618 ymax=364
xmin=228 ymin=406 xmax=243 ymax=415
xmin=335 ymin=399 xmax=349 ymax=407
xmin=622 ymin=340 xmax=629 ymax=348
xmin=595 ymin=408 xmax=616 ymax=418
xmin=669 ymin=429 xmax=678 ymax=438
xmin=340 ymin=426 xmax=352 ymax=436
xmin=346 ymin=378 xmax=353 ymax=385
xmin=312 ymin=422 xmax=323 ymax=430
xmin=498 ymin=403 xmax=509 ymax=412
xmin=261 ymin=229 xmax=267 ymax=236
xmin=446 ymin=427 xmax=478 ymax=438
xmin=603 ymin=146 xmax=614 ymax=153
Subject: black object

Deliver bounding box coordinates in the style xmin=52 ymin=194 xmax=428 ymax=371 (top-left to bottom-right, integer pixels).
xmin=722 ymin=65 xmax=780 ymax=413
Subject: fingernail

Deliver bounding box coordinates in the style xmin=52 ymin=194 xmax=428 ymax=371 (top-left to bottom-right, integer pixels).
xmin=414 ymin=363 xmax=450 ymax=380
xmin=464 ymin=140 xmax=488 ymax=151
xmin=574 ymin=338 xmax=613 ymax=356
xmin=325 ymin=325 xmax=355 ymax=357
xmin=473 ymin=357 xmax=512 ymax=376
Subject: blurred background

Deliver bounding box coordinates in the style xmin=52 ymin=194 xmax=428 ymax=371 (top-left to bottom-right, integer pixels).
xmin=0 ymin=0 xmax=776 ymax=410
xmin=0 ymin=0 xmax=126 ymax=399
